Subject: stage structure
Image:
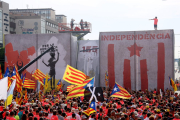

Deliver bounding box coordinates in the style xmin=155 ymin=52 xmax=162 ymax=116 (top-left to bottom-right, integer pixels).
xmin=99 ymin=30 xmax=174 ymax=91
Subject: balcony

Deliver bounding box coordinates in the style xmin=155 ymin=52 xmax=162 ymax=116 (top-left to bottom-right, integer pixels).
xmin=58 ymin=22 xmax=92 ymax=33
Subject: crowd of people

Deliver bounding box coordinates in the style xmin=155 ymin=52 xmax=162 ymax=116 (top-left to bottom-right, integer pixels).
xmin=0 ymin=88 xmax=180 ymax=120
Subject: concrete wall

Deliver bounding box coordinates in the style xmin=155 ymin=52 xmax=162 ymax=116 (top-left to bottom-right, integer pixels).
xmin=77 ymin=40 xmax=99 ymax=87
xmin=99 ymin=30 xmax=174 ymax=91
xmin=5 ymin=33 xmax=76 ymax=90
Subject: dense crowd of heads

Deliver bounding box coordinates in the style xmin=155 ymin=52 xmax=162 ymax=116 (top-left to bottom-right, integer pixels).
xmin=0 ymin=88 xmax=179 ymax=120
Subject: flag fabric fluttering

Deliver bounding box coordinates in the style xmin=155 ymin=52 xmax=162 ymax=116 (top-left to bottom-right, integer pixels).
xmin=5 ymin=79 xmax=16 ymax=106
xmin=84 ymin=87 xmax=104 ymax=102
xmin=23 ymin=78 xmax=35 ymax=89
xmin=11 ymin=66 xmax=23 ymax=92
xmin=63 ymin=65 xmax=87 ymax=85
xmin=24 ymin=89 xmax=28 ymax=101
xmin=32 ymin=69 xmax=47 ymax=85
xmin=0 ymin=64 xmax=3 ymax=79
xmin=16 ymin=91 xmax=23 ymax=105
xmin=4 ymin=67 xmax=10 ymax=77
xmin=83 ymin=100 xmax=96 ymax=116
xmin=66 ymin=85 xmax=76 ymax=92
xmin=8 ymin=77 xmax=12 ymax=90
xmin=57 ymin=79 xmax=62 ymax=90
xmin=44 ymin=74 xmax=49 ymax=92
xmin=21 ymin=73 xmax=26 ymax=84
xmin=105 ymin=71 xmax=109 ymax=87
xmin=169 ymin=76 xmax=177 ymax=91
xmin=110 ymin=83 xmax=131 ymax=99
xmin=66 ymin=78 xmax=93 ymax=99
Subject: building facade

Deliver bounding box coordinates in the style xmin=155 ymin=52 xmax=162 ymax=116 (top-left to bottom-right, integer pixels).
xmin=0 ymin=1 xmax=9 ymax=44
xmin=10 ymin=8 xmax=56 ymax=20
xmin=10 ymin=15 xmax=58 ymax=34
xmin=55 ymin=15 xmax=67 ymax=23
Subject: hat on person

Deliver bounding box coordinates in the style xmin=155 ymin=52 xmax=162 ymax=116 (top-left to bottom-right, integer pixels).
xmin=71 ymin=108 xmax=75 ymax=112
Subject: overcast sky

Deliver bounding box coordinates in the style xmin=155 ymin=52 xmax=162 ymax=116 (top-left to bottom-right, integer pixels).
xmin=5 ymin=0 xmax=180 ymax=58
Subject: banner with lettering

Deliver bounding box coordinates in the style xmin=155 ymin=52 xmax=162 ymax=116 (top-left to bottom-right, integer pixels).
xmin=99 ymin=30 xmax=174 ymax=91
xmin=77 ymin=40 xmax=99 ymax=86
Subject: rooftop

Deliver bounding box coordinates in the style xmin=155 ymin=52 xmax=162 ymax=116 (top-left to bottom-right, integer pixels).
xmin=10 ymin=8 xmax=55 ymax=11
xmin=56 ymin=14 xmax=67 ymax=17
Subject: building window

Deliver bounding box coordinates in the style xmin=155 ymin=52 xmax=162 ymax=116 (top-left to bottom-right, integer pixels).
xmin=41 ymin=18 xmax=45 ymax=34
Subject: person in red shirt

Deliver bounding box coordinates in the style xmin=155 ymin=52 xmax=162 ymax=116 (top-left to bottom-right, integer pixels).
xmin=149 ymin=17 xmax=158 ymax=30
xmin=70 ymin=113 xmax=76 ymax=120
xmin=51 ymin=110 xmax=58 ymax=120
xmin=34 ymin=110 xmax=40 ymax=120
xmin=8 ymin=111 xmax=16 ymax=120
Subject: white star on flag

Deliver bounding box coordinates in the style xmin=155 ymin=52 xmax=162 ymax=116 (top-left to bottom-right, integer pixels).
xmin=91 ymin=103 xmax=94 ymax=107
xmin=13 ymin=71 xmax=15 ymax=74
xmin=87 ymin=83 xmax=92 ymax=87
xmin=114 ymin=87 xmax=118 ymax=91
xmin=98 ymin=93 xmax=101 ymax=96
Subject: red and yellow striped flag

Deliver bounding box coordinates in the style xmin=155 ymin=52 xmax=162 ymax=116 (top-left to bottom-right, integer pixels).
xmin=0 ymin=64 xmax=2 ymax=79
xmin=83 ymin=108 xmax=96 ymax=116
xmin=11 ymin=66 xmax=23 ymax=92
xmin=32 ymin=69 xmax=46 ymax=85
xmin=66 ymin=78 xmax=92 ymax=99
xmin=63 ymin=65 xmax=87 ymax=85
xmin=16 ymin=91 xmax=23 ymax=105
xmin=8 ymin=77 xmax=12 ymax=90
xmin=66 ymin=85 xmax=76 ymax=92
xmin=24 ymin=89 xmax=28 ymax=101
xmin=23 ymin=78 xmax=35 ymax=89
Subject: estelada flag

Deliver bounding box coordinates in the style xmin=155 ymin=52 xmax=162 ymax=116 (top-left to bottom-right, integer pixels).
xmin=0 ymin=64 xmax=3 ymax=79
xmin=23 ymin=78 xmax=35 ymax=89
xmin=63 ymin=65 xmax=87 ymax=85
xmin=32 ymin=69 xmax=47 ymax=85
xmin=110 ymin=82 xmax=131 ymax=99
xmin=83 ymin=100 xmax=96 ymax=116
xmin=11 ymin=66 xmax=23 ymax=92
xmin=16 ymin=91 xmax=23 ymax=105
xmin=66 ymin=78 xmax=93 ymax=99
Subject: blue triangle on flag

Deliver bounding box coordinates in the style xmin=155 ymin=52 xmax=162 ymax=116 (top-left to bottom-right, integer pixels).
xmin=83 ymin=77 xmax=95 ymax=89
xmin=111 ymin=83 xmax=121 ymax=95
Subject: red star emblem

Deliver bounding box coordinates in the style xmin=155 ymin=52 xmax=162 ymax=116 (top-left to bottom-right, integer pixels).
xmin=127 ymin=43 xmax=143 ymax=57
xmin=66 ymin=72 xmax=69 ymax=75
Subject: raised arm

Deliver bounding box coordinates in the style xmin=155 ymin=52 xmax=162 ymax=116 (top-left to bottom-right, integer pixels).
xmin=42 ymin=59 xmax=49 ymax=67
